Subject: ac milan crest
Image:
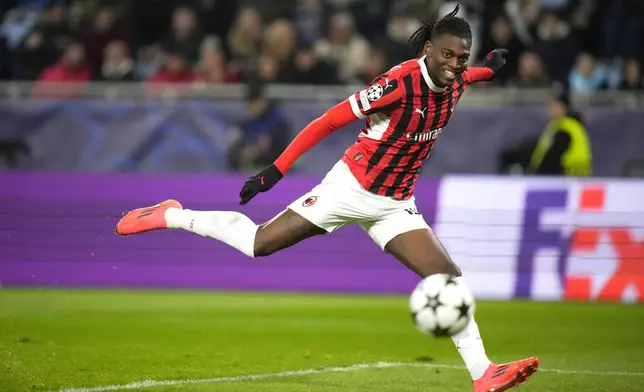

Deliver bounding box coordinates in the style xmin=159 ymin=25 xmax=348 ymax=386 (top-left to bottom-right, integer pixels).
xmin=302 ymin=196 xmax=318 ymax=207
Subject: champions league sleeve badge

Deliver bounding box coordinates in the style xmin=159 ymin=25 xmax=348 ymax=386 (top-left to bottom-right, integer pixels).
xmin=366 ymin=84 xmax=384 ymax=102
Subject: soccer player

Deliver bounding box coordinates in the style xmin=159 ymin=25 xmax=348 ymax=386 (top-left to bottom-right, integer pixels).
xmin=116 ymin=6 xmax=539 ymax=391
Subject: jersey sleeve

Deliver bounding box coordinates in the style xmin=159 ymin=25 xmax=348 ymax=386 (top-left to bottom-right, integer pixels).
xmin=348 ymin=76 xmax=403 ymax=119
xmin=462 ymin=67 xmax=494 ymax=84
xmin=273 ymin=99 xmax=357 ymax=174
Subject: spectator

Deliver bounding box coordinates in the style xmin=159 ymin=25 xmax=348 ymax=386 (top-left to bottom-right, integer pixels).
xmin=375 ymin=8 xmax=418 ymax=66
xmin=569 ymin=0 xmax=599 ymax=53
xmin=227 ymin=83 xmax=290 ymax=171
xmin=93 ymin=40 xmax=134 ymax=82
xmin=1 ymin=0 xmax=640 ymax=89
xmin=533 ymin=11 xmax=579 ymax=83
xmin=314 ymin=12 xmax=370 ymax=83
xmin=290 ymin=44 xmax=338 ymax=84
xmin=14 ymin=3 xmax=74 ymax=79
xmin=35 ymin=41 xmax=90 ymax=83
xmin=293 ymin=0 xmax=325 ymax=45
xmin=359 ymin=47 xmax=388 ymax=85
xmin=480 ymin=14 xmax=524 ymax=83
xmin=254 ymin=53 xmax=278 ymax=83
xmin=195 ymin=0 xmax=237 ymax=50
xmin=82 ymin=6 xmax=128 ymax=70
xmin=227 ymin=7 xmax=262 ymax=71
xmin=160 ymin=6 xmax=203 ymax=65
xmin=134 ymin=44 xmax=164 ymax=81
xmin=13 ymin=30 xmax=51 ymax=80
xmin=262 ymin=19 xmax=297 ymax=82
xmin=1 ymin=7 xmax=38 ymax=50
xmin=148 ymin=49 xmax=196 ymax=83
xmin=504 ymin=0 xmax=540 ymax=48
xmin=512 ymin=51 xmax=550 ymax=87
xmin=195 ymin=38 xmax=240 ymax=84
xmin=32 ymin=42 xmax=90 ymax=97
xmin=569 ymin=52 xmax=607 ymax=93
xmin=619 ymin=59 xmax=643 ymax=90
xmin=265 ymin=20 xmax=298 ymax=62
xmin=35 ymin=2 xmax=76 ymax=57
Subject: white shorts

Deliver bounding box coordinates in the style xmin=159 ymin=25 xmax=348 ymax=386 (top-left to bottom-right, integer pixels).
xmin=288 ymin=160 xmax=431 ymax=250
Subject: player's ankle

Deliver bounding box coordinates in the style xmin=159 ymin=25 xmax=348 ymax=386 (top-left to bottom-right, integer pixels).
xmin=165 ymin=207 xmax=188 ymax=229
xmin=469 ymin=360 xmax=492 ymax=380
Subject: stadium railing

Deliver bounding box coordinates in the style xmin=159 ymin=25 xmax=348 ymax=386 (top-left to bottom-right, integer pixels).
xmin=0 ymin=82 xmax=642 ymax=108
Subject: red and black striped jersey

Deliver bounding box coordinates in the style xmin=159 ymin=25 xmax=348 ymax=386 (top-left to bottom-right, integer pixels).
xmin=341 ymin=56 xmax=489 ymax=200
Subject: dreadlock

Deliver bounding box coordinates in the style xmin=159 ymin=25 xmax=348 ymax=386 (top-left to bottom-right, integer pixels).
xmin=408 ymin=4 xmax=472 ymax=56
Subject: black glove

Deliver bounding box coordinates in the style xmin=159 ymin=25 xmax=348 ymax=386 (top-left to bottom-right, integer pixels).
xmin=483 ymin=48 xmax=509 ymax=74
xmin=239 ymin=164 xmax=284 ymax=205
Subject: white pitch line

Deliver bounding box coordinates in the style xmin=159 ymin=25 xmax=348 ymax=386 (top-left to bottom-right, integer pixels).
xmin=56 ymin=361 xmax=644 ymax=392
xmin=56 ymin=362 xmax=406 ymax=392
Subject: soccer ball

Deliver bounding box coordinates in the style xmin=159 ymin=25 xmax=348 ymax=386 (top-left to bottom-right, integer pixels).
xmin=409 ymin=274 xmax=475 ymax=337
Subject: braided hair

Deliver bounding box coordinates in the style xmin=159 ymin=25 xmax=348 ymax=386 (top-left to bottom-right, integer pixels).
xmin=408 ymin=4 xmax=472 ymax=56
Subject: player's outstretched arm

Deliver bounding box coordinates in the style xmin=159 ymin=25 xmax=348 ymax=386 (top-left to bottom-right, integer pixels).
xmin=464 ymin=48 xmax=509 ymax=83
xmin=239 ymin=100 xmax=358 ymax=205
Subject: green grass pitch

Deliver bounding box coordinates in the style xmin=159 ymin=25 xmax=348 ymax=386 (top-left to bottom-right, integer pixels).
xmin=1 ymin=289 xmax=643 ymax=392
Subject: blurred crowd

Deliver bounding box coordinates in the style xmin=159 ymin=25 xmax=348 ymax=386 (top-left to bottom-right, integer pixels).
xmin=0 ymin=0 xmax=643 ymax=92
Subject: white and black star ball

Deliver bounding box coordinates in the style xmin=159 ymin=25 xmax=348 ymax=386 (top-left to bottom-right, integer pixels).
xmin=367 ymin=84 xmax=384 ymax=101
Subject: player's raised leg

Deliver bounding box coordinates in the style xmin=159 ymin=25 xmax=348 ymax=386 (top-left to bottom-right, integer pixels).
xmin=384 ymin=229 xmax=539 ymax=392
xmin=115 ymin=201 xmax=325 ymax=257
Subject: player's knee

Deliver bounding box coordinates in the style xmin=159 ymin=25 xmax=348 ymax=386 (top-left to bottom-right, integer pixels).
xmin=411 ymin=257 xmax=461 ymax=278
xmin=444 ymin=261 xmax=462 ymax=277
xmin=425 ymin=259 xmax=461 ymax=277
xmin=253 ymin=242 xmax=274 ymax=257
xmin=252 ymin=234 xmax=278 ymax=258
xmin=254 ymin=247 xmax=276 ymax=258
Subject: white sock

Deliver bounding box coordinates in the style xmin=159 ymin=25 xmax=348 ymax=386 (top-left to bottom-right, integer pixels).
xmin=452 ymin=277 xmax=492 ymax=380
xmin=165 ymin=208 xmax=258 ymax=258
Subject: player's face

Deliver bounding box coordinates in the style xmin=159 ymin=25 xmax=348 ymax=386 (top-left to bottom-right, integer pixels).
xmin=425 ymin=33 xmax=471 ymax=87
xmin=548 ymin=100 xmax=567 ymax=119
